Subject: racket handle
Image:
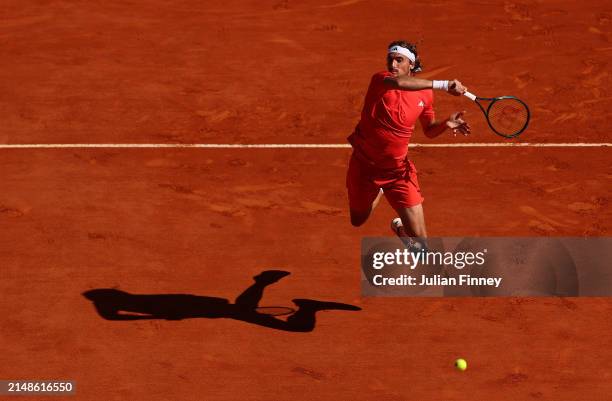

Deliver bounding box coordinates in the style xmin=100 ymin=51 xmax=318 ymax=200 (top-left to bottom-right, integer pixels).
xmin=463 ymin=91 xmax=477 ymax=101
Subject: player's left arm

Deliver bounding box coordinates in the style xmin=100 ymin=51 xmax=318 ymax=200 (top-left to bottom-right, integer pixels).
xmin=422 ymin=112 xmax=471 ymax=138
xmin=420 ymin=100 xmax=471 ymax=138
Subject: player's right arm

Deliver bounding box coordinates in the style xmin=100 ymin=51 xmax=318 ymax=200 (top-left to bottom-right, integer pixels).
xmin=384 ymin=77 xmax=466 ymax=96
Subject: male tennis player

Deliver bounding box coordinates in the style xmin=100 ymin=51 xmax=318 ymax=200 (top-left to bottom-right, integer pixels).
xmin=347 ymin=40 xmax=471 ymax=241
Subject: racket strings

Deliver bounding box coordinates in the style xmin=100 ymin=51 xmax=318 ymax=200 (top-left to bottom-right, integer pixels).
xmin=488 ymin=98 xmax=529 ymax=136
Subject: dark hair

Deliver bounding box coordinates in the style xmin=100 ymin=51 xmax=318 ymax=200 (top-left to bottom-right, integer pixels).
xmin=388 ymin=40 xmax=422 ymax=73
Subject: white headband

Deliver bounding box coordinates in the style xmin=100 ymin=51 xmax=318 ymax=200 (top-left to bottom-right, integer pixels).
xmin=388 ymin=45 xmax=416 ymax=63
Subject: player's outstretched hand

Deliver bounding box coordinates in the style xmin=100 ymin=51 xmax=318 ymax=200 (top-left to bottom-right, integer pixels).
xmin=448 ymin=79 xmax=467 ymax=96
xmin=446 ymin=111 xmax=471 ymax=136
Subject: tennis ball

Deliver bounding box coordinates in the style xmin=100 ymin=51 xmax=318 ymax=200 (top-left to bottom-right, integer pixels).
xmin=455 ymin=358 xmax=467 ymax=371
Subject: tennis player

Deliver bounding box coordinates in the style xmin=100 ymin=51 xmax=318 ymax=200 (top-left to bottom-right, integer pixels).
xmin=347 ymin=40 xmax=471 ymax=241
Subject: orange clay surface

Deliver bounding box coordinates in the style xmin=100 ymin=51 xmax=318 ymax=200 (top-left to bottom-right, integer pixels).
xmin=1 ymin=1 xmax=611 ymax=400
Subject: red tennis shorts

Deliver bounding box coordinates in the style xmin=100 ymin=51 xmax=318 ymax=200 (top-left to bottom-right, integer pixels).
xmin=346 ymin=153 xmax=424 ymax=212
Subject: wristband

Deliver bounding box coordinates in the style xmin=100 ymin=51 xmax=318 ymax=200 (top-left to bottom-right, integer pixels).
xmin=432 ymin=80 xmax=449 ymax=91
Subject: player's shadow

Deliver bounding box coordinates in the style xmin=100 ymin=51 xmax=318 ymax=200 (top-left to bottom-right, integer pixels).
xmin=82 ymin=270 xmax=361 ymax=332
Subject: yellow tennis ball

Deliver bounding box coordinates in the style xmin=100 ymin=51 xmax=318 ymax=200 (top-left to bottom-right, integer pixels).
xmin=455 ymin=358 xmax=467 ymax=371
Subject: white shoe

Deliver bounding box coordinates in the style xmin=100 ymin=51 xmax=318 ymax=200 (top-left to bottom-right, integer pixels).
xmin=390 ymin=218 xmax=403 ymax=236
xmin=391 ymin=218 xmax=418 ymax=249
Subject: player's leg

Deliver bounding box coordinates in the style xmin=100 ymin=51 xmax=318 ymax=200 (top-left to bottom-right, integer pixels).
xmin=346 ymin=154 xmax=383 ymax=227
xmin=394 ymin=204 xmax=427 ymax=238
xmin=350 ymin=188 xmax=383 ymax=227
xmin=383 ymin=162 xmax=426 ymax=239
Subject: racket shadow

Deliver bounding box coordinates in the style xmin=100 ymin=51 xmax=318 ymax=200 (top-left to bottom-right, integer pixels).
xmin=82 ymin=270 xmax=361 ymax=332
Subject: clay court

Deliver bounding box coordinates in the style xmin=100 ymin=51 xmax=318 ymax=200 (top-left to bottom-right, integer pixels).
xmin=1 ymin=1 xmax=611 ymax=400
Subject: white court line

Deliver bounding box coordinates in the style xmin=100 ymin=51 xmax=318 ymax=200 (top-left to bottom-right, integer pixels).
xmin=0 ymin=143 xmax=609 ymax=149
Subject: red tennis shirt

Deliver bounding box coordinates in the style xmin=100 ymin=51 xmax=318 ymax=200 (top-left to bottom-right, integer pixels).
xmin=348 ymin=71 xmax=435 ymax=169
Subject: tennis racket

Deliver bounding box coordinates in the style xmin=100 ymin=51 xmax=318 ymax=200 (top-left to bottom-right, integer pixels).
xmin=463 ymin=91 xmax=530 ymax=138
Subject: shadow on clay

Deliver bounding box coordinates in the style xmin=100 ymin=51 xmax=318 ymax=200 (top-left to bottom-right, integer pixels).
xmin=82 ymin=270 xmax=361 ymax=332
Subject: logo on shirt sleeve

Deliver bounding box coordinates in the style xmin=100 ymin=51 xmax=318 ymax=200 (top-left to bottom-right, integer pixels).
xmin=418 ymin=100 xmax=425 ymax=107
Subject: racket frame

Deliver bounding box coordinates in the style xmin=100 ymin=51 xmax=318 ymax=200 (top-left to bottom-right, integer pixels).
xmin=464 ymin=91 xmax=530 ymax=138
